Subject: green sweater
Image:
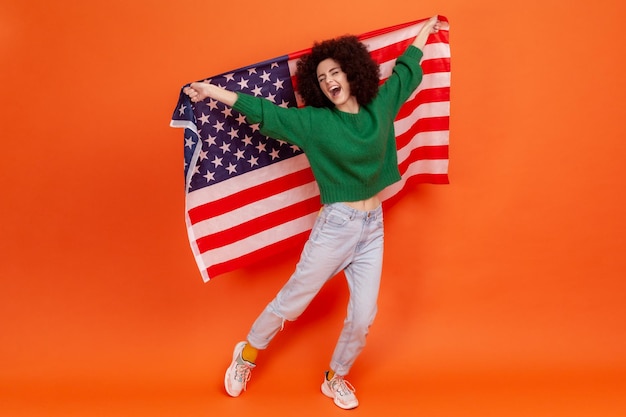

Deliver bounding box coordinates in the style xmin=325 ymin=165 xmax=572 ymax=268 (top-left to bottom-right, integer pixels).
xmin=233 ymin=45 xmax=424 ymax=204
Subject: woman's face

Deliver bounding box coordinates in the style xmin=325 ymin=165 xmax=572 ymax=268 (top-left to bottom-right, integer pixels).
xmin=316 ymin=58 xmax=357 ymax=112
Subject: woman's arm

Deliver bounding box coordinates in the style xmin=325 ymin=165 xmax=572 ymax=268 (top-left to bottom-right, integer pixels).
xmin=184 ymin=80 xmax=315 ymax=149
xmin=412 ymin=15 xmax=441 ymax=50
xmin=183 ymin=82 xmax=238 ymax=106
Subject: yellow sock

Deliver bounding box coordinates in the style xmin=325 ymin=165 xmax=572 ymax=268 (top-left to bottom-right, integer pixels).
xmin=326 ymin=370 xmax=335 ymax=381
xmin=241 ymin=342 xmax=258 ymax=364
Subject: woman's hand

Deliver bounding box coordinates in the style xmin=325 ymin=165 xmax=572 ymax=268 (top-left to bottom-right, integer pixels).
xmin=183 ymin=82 xmax=211 ymax=103
xmin=183 ymin=81 xmax=238 ymax=106
xmin=423 ymin=15 xmax=441 ymax=35
xmin=412 ymin=15 xmax=441 ymax=50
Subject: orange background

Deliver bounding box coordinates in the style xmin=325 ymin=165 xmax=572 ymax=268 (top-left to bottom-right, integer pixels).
xmin=1 ymin=0 xmax=625 ymax=416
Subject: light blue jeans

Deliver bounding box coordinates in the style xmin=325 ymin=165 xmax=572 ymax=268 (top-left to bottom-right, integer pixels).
xmin=247 ymin=202 xmax=384 ymax=376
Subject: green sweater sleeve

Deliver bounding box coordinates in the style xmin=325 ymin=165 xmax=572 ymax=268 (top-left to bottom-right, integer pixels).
xmin=377 ymin=45 xmax=424 ymax=114
xmin=232 ymin=93 xmax=314 ymax=149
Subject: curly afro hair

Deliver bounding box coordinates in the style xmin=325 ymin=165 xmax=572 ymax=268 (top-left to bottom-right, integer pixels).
xmin=295 ymin=35 xmax=380 ymax=108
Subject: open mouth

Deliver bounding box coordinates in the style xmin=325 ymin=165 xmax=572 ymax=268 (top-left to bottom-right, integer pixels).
xmin=329 ymin=85 xmax=342 ymax=98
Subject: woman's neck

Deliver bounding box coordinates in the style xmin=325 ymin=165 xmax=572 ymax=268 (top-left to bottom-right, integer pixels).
xmin=335 ymin=96 xmax=360 ymax=114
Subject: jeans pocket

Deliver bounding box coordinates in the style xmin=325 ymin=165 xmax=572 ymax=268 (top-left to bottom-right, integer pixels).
xmin=310 ymin=206 xmax=352 ymax=244
xmin=324 ymin=210 xmax=350 ymax=227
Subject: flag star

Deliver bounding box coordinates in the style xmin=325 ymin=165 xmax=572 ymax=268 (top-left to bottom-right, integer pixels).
xmin=226 ymin=162 xmax=238 ymax=174
xmin=271 ymin=62 xmax=279 ymax=68
xmin=249 ymin=123 xmax=260 ymax=133
xmin=248 ymin=155 xmax=259 ymax=167
xmin=248 ymin=67 xmax=257 ymax=75
xmin=198 ymin=112 xmax=210 ymax=124
xmin=220 ymin=142 xmax=232 ymax=154
xmin=234 ymin=148 xmax=246 ymax=160
xmin=203 ymin=170 xmax=215 ymax=182
xmin=214 ymin=120 xmax=224 ymax=132
xmin=242 ymin=135 xmax=254 ymax=146
xmin=227 ymin=127 xmax=239 ymax=139
xmin=221 ymin=107 xmax=233 ymax=118
xmin=185 ymin=136 xmax=195 ymax=148
xmin=236 ymin=114 xmax=247 ymax=125
xmin=255 ymin=142 xmax=267 ymax=153
xmin=273 ymin=78 xmax=284 ymax=90
xmin=198 ymin=149 xmax=208 ymax=160
xmin=237 ymin=77 xmax=249 ymax=89
xmin=224 ymin=73 xmax=235 ymax=82
xmin=192 ymin=164 xmax=201 ymax=176
xmin=276 ymin=139 xmax=287 ymax=146
xmin=208 ymin=99 xmax=219 ymax=110
xmin=290 ymin=144 xmax=301 ymax=152
xmin=266 ymin=93 xmax=276 ymax=103
xmin=211 ymin=155 xmax=223 ymax=167
xmin=178 ymin=104 xmax=187 ymax=115
xmin=260 ymin=71 xmax=271 ymax=82
xmin=206 ymin=135 xmax=217 ymax=146
xmin=251 ymin=85 xmax=263 ymax=96
xmin=270 ymin=148 xmax=280 ymax=159
xmin=278 ymin=99 xmax=290 ymax=108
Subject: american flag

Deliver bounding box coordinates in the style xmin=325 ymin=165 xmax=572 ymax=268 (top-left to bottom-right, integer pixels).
xmin=170 ymin=16 xmax=451 ymax=281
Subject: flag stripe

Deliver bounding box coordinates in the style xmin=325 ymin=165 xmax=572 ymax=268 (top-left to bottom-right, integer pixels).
xmin=368 ymin=38 xmax=415 ymax=65
xmin=189 ymin=167 xmax=315 ymax=223
xmin=396 ymin=131 xmax=450 ymax=160
xmin=196 ymin=196 xmax=320 ymax=252
xmin=199 ymin=212 xmax=319 ymax=272
xmin=207 ymin=231 xmax=311 ymax=278
xmin=399 ymin=145 xmax=449 ymax=166
xmin=380 ymin=158 xmax=449 ymax=201
xmin=397 ymin=87 xmax=450 ymax=120
xmin=396 ymin=116 xmax=450 ymax=149
xmin=421 ymin=57 xmax=451 ymax=74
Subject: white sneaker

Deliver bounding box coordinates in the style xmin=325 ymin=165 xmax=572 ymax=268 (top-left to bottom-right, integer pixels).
xmin=321 ymin=373 xmax=359 ymax=409
xmin=224 ymin=341 xmax=255 ymax=397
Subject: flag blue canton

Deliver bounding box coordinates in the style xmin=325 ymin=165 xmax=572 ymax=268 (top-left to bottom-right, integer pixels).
xmin=172 ymin=56 xmax=302 ymax=192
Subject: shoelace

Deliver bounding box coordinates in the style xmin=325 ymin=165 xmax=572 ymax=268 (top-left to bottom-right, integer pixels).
xmin=330 ymin=377 xmax=356 ymax=397
xmin=234 ymin=362 xmax=253 ymax=388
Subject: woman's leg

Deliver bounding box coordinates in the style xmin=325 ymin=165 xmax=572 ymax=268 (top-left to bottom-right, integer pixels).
xmin=328 ymin=206 xmax=384 ymax=376
xmin=247 ymin=203 xmax=363 ymax=349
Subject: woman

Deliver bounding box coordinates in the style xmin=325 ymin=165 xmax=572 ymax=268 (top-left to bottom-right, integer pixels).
xmin=184 ymin=15 xmax=440 ymax=410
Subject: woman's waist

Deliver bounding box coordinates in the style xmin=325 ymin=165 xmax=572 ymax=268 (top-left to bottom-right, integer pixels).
xmin=341 ymin=194 xmax=381 ymax=212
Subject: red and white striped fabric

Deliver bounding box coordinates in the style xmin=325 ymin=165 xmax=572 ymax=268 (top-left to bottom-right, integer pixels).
xmin=172 ymin=16 xmax=450 ymax=281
